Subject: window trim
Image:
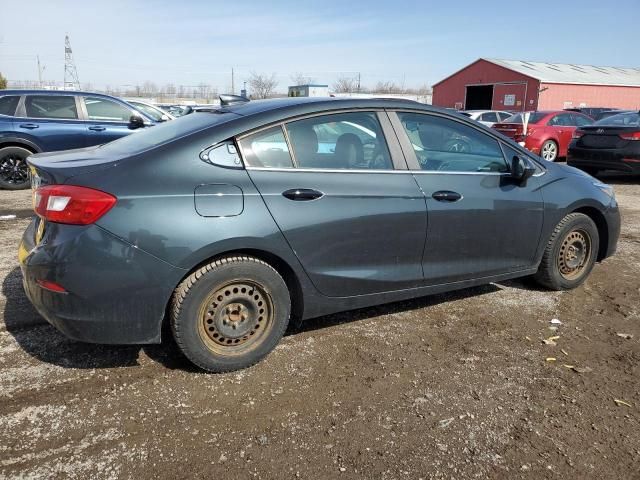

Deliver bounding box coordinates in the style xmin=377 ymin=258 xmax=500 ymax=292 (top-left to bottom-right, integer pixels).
xmin=387 ymin=109 xmax=546 ymax=176
xmin=19 ymin=94 xmax=82 ymax=121
xmin=235 ymin=109 xmax=407 ymax=172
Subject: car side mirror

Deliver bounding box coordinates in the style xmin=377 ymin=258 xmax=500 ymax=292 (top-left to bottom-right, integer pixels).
xmin=129 ymin=114 xmax=145 ymax=130
xmin=511 ymin=155 xmax=536 ymax=185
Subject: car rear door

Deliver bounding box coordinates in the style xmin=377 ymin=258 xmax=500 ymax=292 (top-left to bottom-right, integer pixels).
xmin=80 ymin=96 xmax=142 ymax=146
xmin=239 ymin=110 xmax=427 ymax=297
xmin=18 ymin=94 xmax=86 ymax=151
xmin=390 ymin=110 xmax=544 ymax=284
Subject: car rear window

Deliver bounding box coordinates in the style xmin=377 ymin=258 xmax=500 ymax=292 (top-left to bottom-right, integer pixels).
xmin=594 ymin=112 xmax=640 ymax=127
xmin=502 ymin=112 xmax=546 ymax=124
xmin=0 ymin=95 xmax=20 ymax=116
xmin=98 ymin=111 xmax=239 ymax=155
xmin=25 ymin=95 xmax=78 ymax=119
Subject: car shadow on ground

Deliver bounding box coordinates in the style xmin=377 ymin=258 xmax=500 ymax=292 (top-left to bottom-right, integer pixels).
xmin=2 ymin=266 xmax=540 ymax=372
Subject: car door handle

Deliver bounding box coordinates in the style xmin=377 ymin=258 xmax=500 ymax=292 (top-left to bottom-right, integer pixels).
xmin=432 ymin=190 xmax=462 ymax=202
xmin=19 ymin=123 xmax=39 ymax=129
xmin=88 ymin=126 xmax=106 ymax=131
xmin=282 ymin=188 xmax=324 ymax=201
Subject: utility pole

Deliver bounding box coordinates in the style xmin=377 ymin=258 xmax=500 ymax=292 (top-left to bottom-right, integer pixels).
xmin=231 ymin=68 xmax=235 ymax=95
xmin=37 ymin=56 xmax=45 ymax=88
xmin=63 ymin=34 xmax=80 ymax=90
xmin=357 ymin=72 xmax=361 ymax=93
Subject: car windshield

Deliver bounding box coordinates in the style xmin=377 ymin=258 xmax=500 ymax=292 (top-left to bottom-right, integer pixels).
xmin=594 ymin=112 xmax=640 ymax=127
xmin=502 ymin=112 xmax=546 ymax=124
xmin=98 ymin=111 xmax=238 ymax=154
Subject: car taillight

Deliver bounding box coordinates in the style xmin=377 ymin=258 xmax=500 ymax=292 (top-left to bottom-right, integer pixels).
xmin=34 ymin=185 xmax=116 ymax=225
xmin=619 ymin=131 xmax=640 ymax=141
xmin=573 ymin=130 xmax=585 ymax=139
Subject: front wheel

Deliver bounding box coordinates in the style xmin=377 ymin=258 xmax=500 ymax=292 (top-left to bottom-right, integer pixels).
xmin=533 ymin=213 xmax=599 ymax=290
xmin=170 ymin=256 xmax=291 ymax=372
xmin=540 ymin=140 xmax=558 ymax=162
xmin=0 ymin=146 xmax=32 ymax=190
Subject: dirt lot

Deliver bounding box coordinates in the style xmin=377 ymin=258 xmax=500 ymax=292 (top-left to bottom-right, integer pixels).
xmin=1 ymin=174 xmax=638 ymax=479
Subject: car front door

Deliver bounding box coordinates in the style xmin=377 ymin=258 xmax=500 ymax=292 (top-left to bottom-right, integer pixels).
xmin=19 ymin=95 xmax=87 ymax=151
xmin=547 ymin=113 xmax=577 ymax=157
xmin=239 ymin=111 xmax=427 ymax=297
xmin=390 ymin=110 xmax=544 ymax=284
xmin=80 ymin=96 xmax=143 ymax=146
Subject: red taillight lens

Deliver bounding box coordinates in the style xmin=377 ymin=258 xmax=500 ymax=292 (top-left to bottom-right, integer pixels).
xmin=34 ymin=185 xmax=116 ymax=225
xmin=36 ymin=279 xmax=67 ymax=293
xmin=573 ymin=130 xmax=585 ymax=139
xmin=619 ymin=131 xmax=640 ymax=141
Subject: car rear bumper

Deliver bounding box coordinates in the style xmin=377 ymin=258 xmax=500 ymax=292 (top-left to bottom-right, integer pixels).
xmin=568 ymin=147 xmax=640 ymax=173
xmin=19 ymin=219 xmax=184 ymax=344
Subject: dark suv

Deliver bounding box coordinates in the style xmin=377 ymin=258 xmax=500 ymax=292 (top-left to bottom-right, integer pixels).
xmin=0 ymin=90 xmax=154 ymax=189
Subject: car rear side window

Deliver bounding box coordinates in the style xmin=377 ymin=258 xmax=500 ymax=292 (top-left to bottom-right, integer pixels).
xmin=84 ymin=97 xmax=132 ymax=122
xmin=25 ymin=95 xmax=78 ymax=119
xmin=0 ymin=95 xmax=20 ymax=116
xmin=574 ymin=114 xmax=594 ymax=127
xmin=481 ymin=112 xmax=498 ymax=122
xmin=238 ymin=126 xmax=293 ymax=168
xmin=397 ymin=112 xmax=509 ymax=173
xmin=284 ymin=112 xmax=393 ymax=170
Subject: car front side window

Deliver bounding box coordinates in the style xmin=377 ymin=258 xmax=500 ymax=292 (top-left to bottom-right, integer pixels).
xmin=25 ymin=95 xmax=78 ymax=119
xmin=84 ymin=97 xmax=133 ymax=122
xmin=284 ymin=112 xmax=393 ymax=170
xmin=397 ymin=112 xmax=509 ymax=173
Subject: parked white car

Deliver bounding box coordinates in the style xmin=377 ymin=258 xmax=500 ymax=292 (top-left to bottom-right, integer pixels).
xmin=123 ymin=99 xmax=175 ymax=122
xmin=461 ymin=110 xmax=513 ymax=127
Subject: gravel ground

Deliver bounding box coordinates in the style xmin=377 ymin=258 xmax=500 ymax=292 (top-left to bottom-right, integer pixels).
xmin=0 ymin=174 xmax=638 ymax=479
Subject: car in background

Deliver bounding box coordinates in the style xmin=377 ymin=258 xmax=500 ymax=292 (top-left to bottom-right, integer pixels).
xmin=568 ymin=111 xmax=640 ymax=176
xmin=158 ymin=104 xmax=195 ymax=117
xmin=19 ymin=96 xmax=620 ymax=372
xmin=593 ymin=109 xmax=633 ymax=121
xmin=460 ymin=110 xmax=513 ymax=127
xmin=492 ymin=110 xmax=594 ymax=161
xmin=564 ymin=107 xmax=619 ymax=120
xmin=124 ymin=99 xmax=175 ymax=122
xmin=0 ymin=90 xmax=156 ymax=189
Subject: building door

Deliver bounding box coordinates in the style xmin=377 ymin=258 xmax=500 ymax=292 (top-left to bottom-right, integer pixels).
xmin=465 ymin=85 xmax=493 ymax=110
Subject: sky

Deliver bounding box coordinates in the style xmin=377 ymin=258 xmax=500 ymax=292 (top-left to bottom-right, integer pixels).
xmin=0 ymin=0 xmax=638 ymax=92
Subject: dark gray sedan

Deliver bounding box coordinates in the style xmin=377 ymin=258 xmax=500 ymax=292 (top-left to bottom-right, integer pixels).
xmin=19 ymin=97 xmax=620 ymax=372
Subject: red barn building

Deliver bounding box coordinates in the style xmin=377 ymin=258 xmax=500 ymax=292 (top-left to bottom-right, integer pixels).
xmin=432 ymin=58 xmax=640 ymax=112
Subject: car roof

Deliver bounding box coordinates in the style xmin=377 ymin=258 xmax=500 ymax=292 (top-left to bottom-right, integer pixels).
xmin=0 ymin=89 xmax=122 ymax=100
xmin=214 ymin=96 xmax=444 ymax=121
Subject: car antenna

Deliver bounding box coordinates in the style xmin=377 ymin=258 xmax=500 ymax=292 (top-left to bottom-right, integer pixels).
xmin=219 ymin=94 xmax=249 ymax=107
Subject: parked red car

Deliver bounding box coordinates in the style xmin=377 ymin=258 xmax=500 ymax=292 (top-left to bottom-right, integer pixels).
xmin=492 ymin=111 xmax=594 ymax=161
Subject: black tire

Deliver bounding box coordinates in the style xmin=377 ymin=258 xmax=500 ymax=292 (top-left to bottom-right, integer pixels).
xmin=540 ymin=140 xmax=558 ymax=162
xmin=0 ymin=146 xmax=32 ymax=190
xmin=533 ymin=213 xmax=599 ymax=290
xmin=170 ymin=256 xmax=290 ymax=373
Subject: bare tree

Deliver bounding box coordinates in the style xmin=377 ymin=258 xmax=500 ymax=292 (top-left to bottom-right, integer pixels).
xmin=248 ymin=72 xmax=279 ymax=99
xmin=290 ymin=72 xmax=316 ymax=86
xmin=372 ymin=81 xmax=403 ymax=94
xmin=0 ymin=72 xmax=7 ymax=90
xmin=332 ymin=76 xmax=358 ymax=93
xmin=141 ymin=81 xmax=158 ymax=97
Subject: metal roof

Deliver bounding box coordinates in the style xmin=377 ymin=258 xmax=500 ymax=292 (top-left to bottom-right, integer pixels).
xmin=485 ymin=58 xmax=640 ymax=87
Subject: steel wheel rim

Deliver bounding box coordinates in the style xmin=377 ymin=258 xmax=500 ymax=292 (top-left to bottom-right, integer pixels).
xmin=557 ymin=229 xmax=591 ymax=280
xmin=198 ymin=281 xmax=274 ymax=356
xmin=0 ymin=154 xmax=29 ymax=185
xmin=542 ymin=142 xmax=557 ymax=161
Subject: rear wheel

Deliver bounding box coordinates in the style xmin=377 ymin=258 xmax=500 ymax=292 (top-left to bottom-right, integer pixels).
xmin=540 ymin=140 xmax=558 ymax=162
xmin=170 ymin=256 xmax=290 ymax=372
xmin=533 ymin=213 xmax=599 ymax=290
xmin=0 ymin=146 xmax=32 ymax=190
